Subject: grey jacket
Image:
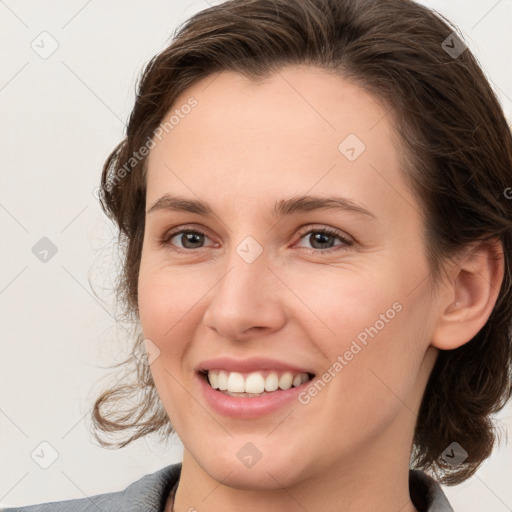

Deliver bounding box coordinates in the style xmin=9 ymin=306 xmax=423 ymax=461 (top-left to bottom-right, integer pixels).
xmin=1 ymin=463 xmax=454 ymax=511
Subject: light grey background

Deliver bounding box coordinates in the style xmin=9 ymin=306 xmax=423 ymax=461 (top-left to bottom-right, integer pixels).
xmin=0 ymin=0 xmax=511 ymax=509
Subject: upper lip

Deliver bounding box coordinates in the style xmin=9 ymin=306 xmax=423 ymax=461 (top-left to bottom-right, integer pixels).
xmin=197 ymin=357 xmax=315 ymax=375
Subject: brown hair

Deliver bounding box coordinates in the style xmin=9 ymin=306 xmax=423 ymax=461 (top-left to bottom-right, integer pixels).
xmin=92 ymin=0 xmax=512 ymax=485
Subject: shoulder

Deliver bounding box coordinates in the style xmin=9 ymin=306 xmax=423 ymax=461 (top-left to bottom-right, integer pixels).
xmin=0 ymin=463 xmax=182 ymax=512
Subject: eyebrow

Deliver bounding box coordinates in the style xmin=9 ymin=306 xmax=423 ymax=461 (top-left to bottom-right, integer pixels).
xmin=146 ymin=193 xmax=376 ymax=219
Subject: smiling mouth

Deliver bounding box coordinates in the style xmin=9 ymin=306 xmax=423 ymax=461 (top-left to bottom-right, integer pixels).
xmin=199 ymin=369 xmax=315 ymax=397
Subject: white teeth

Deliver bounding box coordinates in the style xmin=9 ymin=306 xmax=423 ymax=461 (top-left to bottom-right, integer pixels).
xmin=278 ymin=372 xmax=293 ymax=390
xmin=265 ymin=372 xmax=279 ymax=391
xmin=206 ymin=370 xmax=310 ymax=394
xmin=292 ymin=374 xmax=302 ymax=387
xmin=245 ymin=372 xmax=265 ymax=394
xmin=227 ymin=372 xmax=245 ymax=392
xmin=208 ymin=371 xmax=219 ymax=389
xmin=217 ymin=370 xmax=228 ymax=390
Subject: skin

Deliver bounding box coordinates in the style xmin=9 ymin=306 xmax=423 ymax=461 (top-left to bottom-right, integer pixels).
xmin=137 ymin=66 xmax=504 ymax=512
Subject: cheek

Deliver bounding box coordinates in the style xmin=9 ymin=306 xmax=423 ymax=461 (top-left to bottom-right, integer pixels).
xmin=277 ymin=262 xmax=402 ymax=344
xmin=137 ymin=258 xmax=205 ymax=427
xmin=137 ymin=256 xmax=201 ymax=360
xmin=285 ymin=260 xmax=430 ymax=410
xmin=320 ymin=290 xmax=431 ymax=436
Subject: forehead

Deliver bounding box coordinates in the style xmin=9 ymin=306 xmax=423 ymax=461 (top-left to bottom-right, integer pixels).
xmin=145 ymin=65 xmax=418 ymax=223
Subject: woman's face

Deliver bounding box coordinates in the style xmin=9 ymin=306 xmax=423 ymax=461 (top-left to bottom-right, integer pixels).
xmin=138 ymin=66 xmax=441 ymax=488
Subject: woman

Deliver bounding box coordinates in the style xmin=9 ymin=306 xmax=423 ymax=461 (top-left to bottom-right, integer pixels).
xmin=4 ymin=0 xmax=511 ymax=511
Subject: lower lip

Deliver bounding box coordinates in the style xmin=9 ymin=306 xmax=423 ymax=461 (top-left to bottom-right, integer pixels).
xmin=197 ymin=373 xmax=312 ymax=418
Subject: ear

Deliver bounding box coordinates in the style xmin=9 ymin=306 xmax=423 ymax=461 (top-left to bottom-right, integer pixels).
xmin=431 ymin=237 xmax=505 ymax=350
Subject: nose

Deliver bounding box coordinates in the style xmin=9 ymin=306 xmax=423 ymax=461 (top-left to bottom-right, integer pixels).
xmin=202 ymin=248 xmax=287 ymax=342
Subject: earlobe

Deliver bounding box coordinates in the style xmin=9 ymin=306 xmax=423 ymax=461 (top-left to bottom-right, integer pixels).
xmin=431 ymin=237 xmax=504 ymax=351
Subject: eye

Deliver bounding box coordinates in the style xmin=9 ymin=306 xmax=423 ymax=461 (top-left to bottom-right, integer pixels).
xmin=159 ymin=225 xmax=353 ymax=254
xmin=159 ymin=227 xmax=218 ymax=251
xmin=294 ymin=226 xmax=353 ymax=254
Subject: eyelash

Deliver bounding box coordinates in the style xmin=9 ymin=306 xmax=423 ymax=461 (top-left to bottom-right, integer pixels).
xmin=158 ymin=225 xmax=353 ymax=255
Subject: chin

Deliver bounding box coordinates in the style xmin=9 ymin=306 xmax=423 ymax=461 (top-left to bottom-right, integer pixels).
xmin=192 ymin=440 xmax=306 ymax=491
xmin=206 ymin=460 xmax=301 ymax=491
